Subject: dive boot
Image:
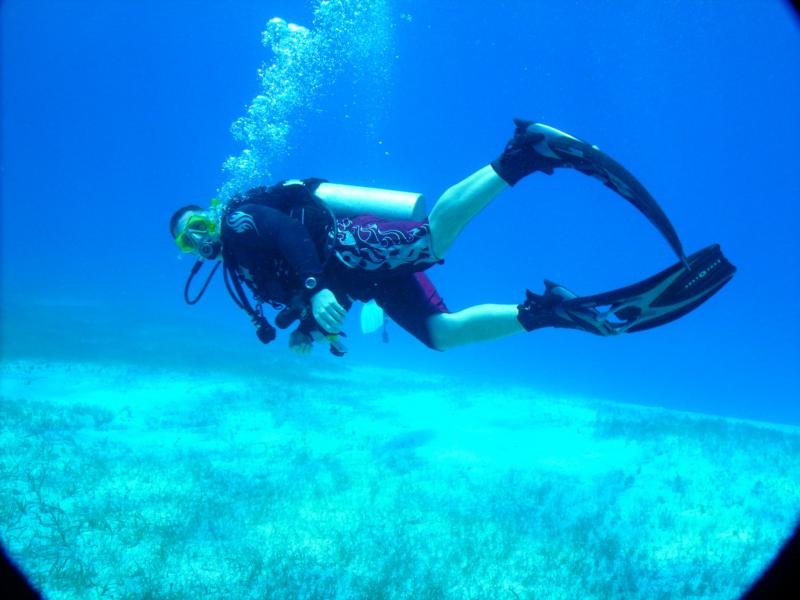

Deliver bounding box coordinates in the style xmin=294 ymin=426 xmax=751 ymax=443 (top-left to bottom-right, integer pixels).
xmin=492 ymin=118 xmax=687 ymax=264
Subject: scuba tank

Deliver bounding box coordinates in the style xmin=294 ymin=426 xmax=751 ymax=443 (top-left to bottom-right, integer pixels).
xmin=314 ymin=183 xmax=427 ymax=220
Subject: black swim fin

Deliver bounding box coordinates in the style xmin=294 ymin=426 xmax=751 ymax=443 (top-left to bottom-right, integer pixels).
xmin=494 ymin=120 xmax=688 ymax=264
xmin=518 ymin=244 xmax=736 ymax=336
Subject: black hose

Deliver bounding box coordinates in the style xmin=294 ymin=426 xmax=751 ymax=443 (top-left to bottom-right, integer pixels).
xmin=184 ymin=260 xmax=220 ymax=305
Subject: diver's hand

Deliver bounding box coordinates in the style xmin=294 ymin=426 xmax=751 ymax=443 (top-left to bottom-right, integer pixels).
xmin=311 ymin=288 xmax=346 ymax=333
xmin=289 ymin=329 xmax=313 ymax=355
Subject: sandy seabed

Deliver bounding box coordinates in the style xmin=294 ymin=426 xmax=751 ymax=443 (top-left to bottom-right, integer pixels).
xmin=1 ymin=358 xmax=798 ymax=599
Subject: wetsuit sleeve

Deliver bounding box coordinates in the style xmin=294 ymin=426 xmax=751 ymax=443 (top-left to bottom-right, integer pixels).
xmin=224 ymin=204 xmax=327 ymax=292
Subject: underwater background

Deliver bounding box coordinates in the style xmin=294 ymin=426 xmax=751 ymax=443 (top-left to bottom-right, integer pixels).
xmin=2 ymin=1 xmax=799 ymax=598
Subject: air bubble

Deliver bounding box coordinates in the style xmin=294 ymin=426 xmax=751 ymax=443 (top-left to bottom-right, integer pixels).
xmin=219 ymin=1 xmax=394 ymax=201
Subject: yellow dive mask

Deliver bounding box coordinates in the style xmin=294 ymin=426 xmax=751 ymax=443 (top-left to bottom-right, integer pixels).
xmin=175 ymin=213 xmax=218 ymax=253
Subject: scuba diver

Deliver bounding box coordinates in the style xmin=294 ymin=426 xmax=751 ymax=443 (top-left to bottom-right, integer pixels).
xmin=170 ymin=119 xmax=736 ymax=356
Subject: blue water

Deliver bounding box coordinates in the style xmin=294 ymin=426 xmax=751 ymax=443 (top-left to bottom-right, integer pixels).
xmin=2 ymin=4 xmax=800 ymax=597
xmin=3 ymin=0 xmax=799 ymax=427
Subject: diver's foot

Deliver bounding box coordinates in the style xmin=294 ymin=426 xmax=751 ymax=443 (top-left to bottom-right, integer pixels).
xmin=491 ymin=119 xmax=602 ymax=186
xmin=517 ymin=280 xmax=616 ymax=336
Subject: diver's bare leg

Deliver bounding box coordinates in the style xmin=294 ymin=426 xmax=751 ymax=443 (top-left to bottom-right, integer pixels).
xmin=427 ymin=165 xmax=508 ymax=258
xmin=426 ymin=305 xmax=524 ymax=351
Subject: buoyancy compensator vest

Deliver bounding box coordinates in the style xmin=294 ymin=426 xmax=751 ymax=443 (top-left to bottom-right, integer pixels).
xmin=223 ymin=178 xmax=337 ymax=266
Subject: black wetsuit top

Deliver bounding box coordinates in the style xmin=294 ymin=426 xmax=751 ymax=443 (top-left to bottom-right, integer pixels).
xmin=220 ymin=202 xmax=330 ymax=306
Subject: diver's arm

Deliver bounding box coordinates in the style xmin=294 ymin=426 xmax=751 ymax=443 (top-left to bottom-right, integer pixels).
xmin=251 ymin=208 xmax=347 ymax=331
xmin=224 ymin=204 xmax=323 ymax=288
xmin=227 ymin=204 xmax=346 ymax=330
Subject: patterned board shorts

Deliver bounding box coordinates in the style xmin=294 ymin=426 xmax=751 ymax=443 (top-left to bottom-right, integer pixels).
xmin=333 ymin=216 xmax=449 ymax=349
xmin=334 ymin=216 xmax=442 ymax=275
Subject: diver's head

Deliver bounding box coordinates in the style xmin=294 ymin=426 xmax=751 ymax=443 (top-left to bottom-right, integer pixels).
xmin=170 ymin=205 xmax=221 ymax=260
